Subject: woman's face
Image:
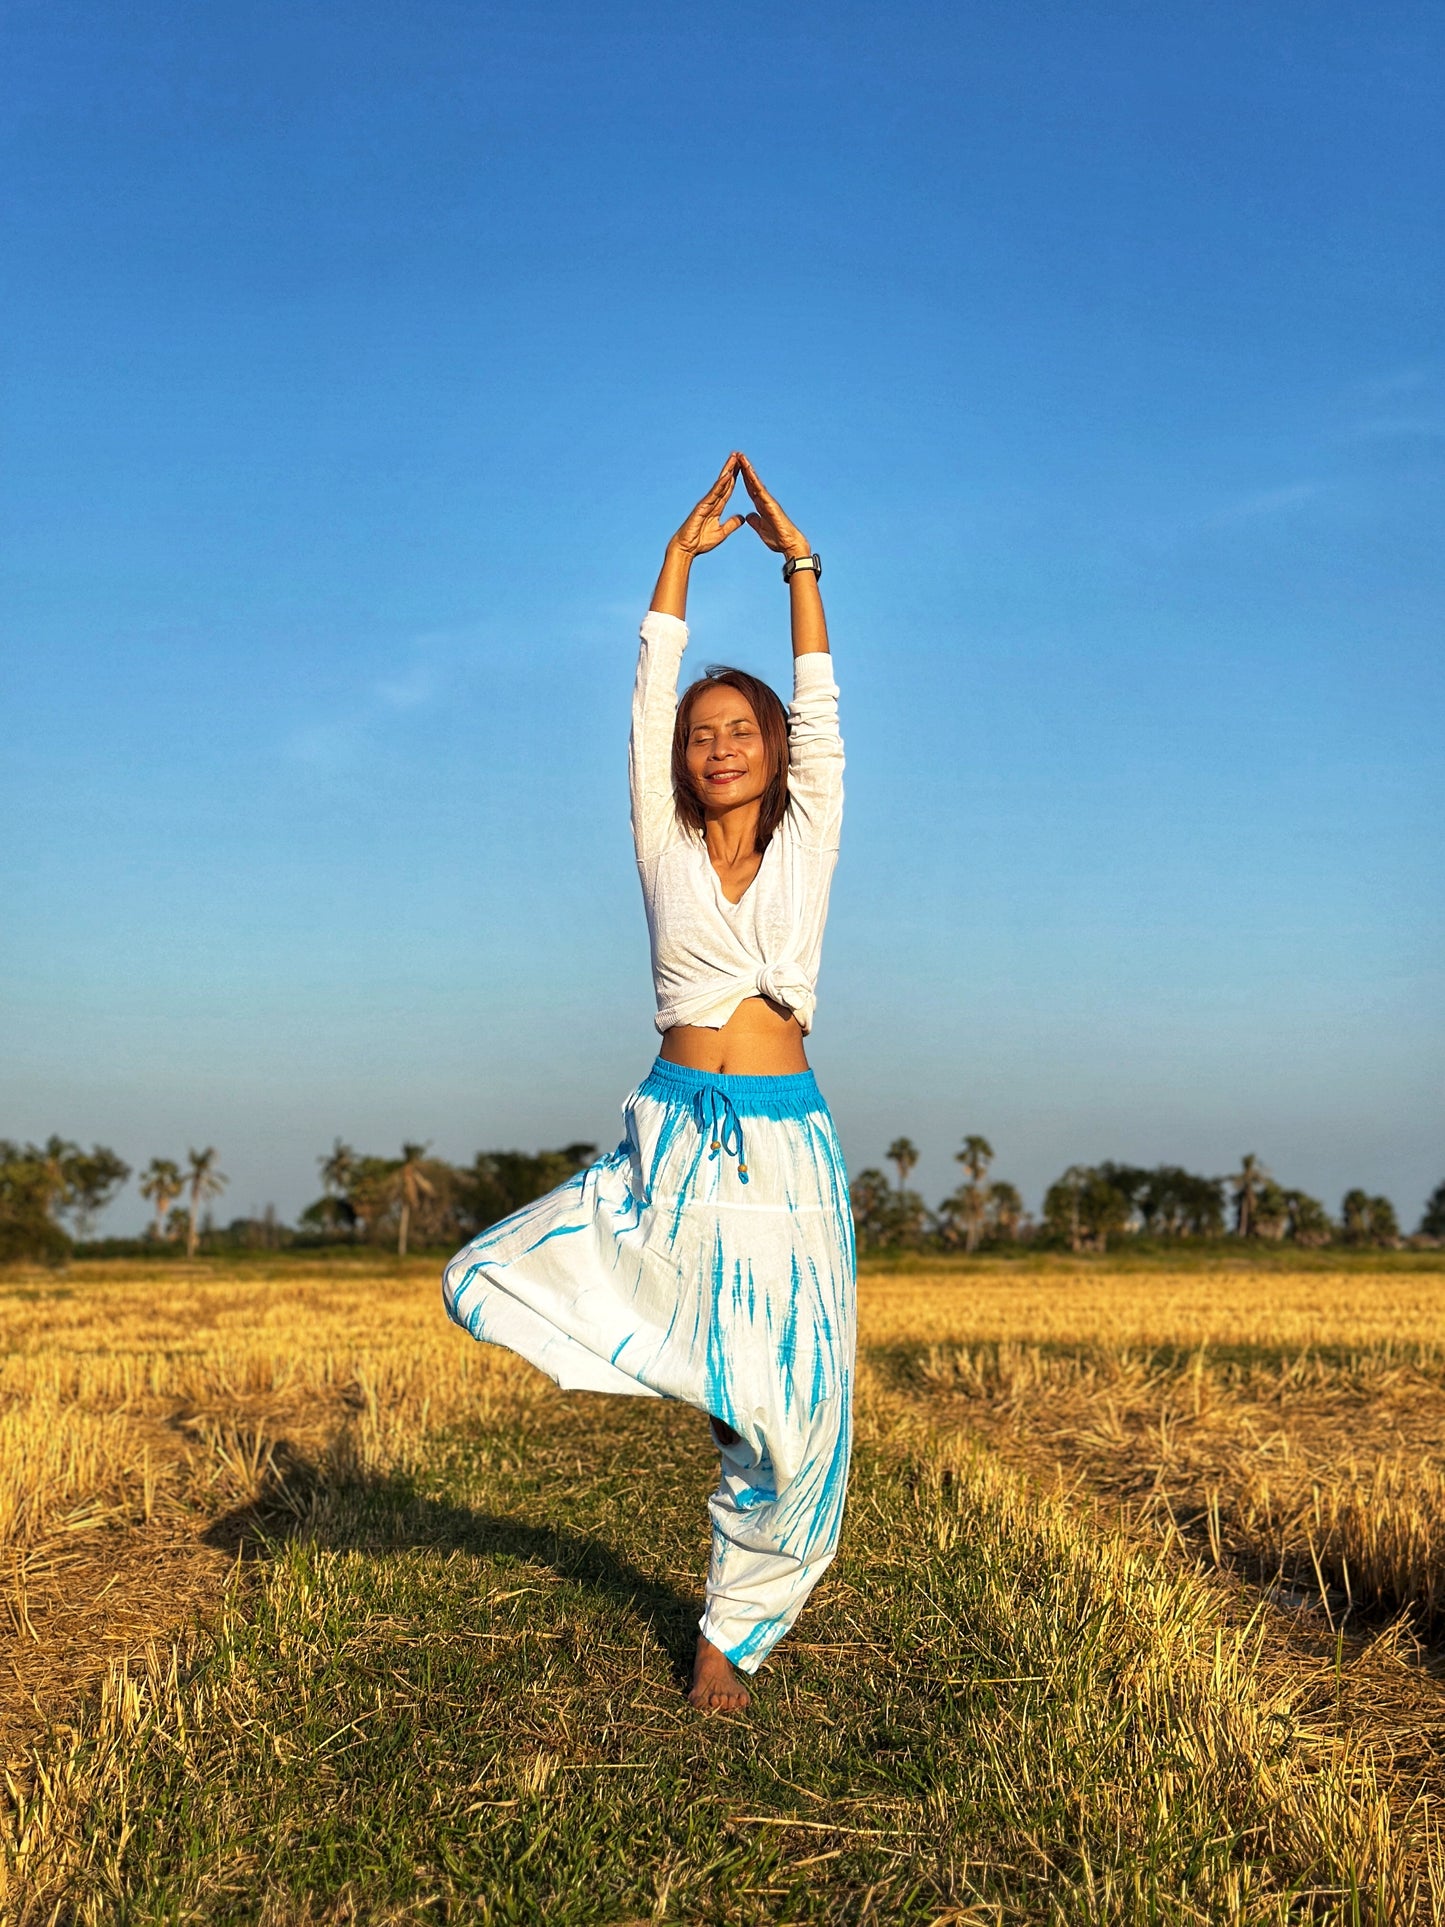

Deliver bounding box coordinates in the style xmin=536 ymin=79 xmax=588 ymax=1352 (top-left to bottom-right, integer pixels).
xmin=684 ymin=684 xmax=771 ymax=816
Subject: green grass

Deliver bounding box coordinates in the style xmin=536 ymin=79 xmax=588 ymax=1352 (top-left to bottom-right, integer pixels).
xmin=9 ymin=1371 xmax=1422 ymax=1925
xmin=857 ymin=1245 xmax=1445 ymax=1274
xmin=44 ymin=1242 xmax=1445 ymax=1281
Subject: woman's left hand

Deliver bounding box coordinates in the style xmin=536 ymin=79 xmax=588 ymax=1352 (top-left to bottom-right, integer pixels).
xmin=738 ymin=454 xmax=811 ymax=561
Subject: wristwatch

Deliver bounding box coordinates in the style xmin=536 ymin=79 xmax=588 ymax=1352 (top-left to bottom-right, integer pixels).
xmin=782 ymin=552 xmax=822 ymax=584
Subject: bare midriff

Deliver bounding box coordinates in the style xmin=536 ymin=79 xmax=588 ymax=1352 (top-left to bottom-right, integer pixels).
xmin=658 ymin=995 xmax=809 ymax=1076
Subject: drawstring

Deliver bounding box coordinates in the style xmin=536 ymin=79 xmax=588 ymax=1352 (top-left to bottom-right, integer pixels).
xmin=692 ymin=1085 xmax=749 ymax=1183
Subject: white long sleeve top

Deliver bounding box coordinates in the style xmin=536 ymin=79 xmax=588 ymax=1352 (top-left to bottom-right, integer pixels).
xmin=629 ymin=609 xmax=844 ymax=1035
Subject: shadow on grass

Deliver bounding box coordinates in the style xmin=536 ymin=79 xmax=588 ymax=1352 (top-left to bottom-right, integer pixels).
xmin=201 ymin=1444 xmax=700 ymax=1685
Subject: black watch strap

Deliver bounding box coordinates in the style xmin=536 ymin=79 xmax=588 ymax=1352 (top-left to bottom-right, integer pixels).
xmin=782 ymin=552 xmax=822 ymax=583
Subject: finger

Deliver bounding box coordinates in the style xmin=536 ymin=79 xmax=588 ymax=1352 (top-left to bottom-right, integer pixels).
xmin=745 ymin=511 xmax=782 ymax=551
xmin=699 ymin=513 xmax=746 ymax=550
xmin=690 ymin=511 xmax=743 ymax=552
xmin=737 ymin=453 xmax=777 ymax=507
xmin=701 ymin=461 xmax=739 ymax=510
xmin=742 ymin=471 xmax=779 ymax=519
xmin=687 ymin=482 xmax=729 ymax=526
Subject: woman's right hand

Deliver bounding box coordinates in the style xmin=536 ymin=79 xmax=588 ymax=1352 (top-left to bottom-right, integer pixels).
xmin=667 ymin=453 xmax=746 ymax=558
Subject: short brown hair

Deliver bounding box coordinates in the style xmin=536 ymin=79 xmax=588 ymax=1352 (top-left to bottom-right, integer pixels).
xmin=671 ymin=667 xmax=790 ymax=851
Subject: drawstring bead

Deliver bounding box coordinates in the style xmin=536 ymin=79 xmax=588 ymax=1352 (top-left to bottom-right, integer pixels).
xmin=692 ymin=1085 xmax=748 ymax=1180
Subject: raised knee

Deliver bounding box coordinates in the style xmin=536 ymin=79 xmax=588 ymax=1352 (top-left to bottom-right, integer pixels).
xmin=441 ymin=1254 xmax=472 ymax=1323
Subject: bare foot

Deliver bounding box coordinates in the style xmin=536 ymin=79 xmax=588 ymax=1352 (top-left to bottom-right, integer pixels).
xmin=688 ymin=1634 xmax=751 ymax=1713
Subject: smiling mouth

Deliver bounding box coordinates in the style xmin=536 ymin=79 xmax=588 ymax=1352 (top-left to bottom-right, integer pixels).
xmin=706 ymin=770 xmax=745 ymax=783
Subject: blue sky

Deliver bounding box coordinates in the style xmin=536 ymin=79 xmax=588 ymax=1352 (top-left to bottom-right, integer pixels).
xmin=3 ymin=0 xmax=1442 ymax=1231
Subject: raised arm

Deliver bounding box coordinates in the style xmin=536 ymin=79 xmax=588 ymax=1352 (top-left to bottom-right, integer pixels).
xmin=737 ymin=455 xmax=842 ymax=844
xmin=632 ymin=456 xmax=748 ymax=862
xmin=649 ymin=452 xmax=747 ymax=621
xmin=737 ymin=453 xmax=830 ymax=660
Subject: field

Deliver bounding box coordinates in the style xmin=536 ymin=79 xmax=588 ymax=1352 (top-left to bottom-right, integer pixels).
xmin=4 ymin=1254 xmax=1445 ymax=1923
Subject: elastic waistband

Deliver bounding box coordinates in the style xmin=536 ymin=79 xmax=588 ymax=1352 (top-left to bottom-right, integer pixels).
xmin=640 ymin=1056 xmax=824 ymax=1114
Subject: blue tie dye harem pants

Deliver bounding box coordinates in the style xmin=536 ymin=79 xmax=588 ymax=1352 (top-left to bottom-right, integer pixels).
xmin=442 ymin=1058 xmax=856 ymax=1674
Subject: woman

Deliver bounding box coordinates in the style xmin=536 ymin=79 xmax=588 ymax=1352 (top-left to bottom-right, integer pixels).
xmin=443 ymin=452 xmax=852 ymax=1713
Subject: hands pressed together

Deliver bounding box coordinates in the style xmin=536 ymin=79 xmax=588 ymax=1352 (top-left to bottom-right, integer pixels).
xmin=668 ymin=452 xmax=811 ymax=566
xmin=651 ymin=452 xmax=826 ymax=652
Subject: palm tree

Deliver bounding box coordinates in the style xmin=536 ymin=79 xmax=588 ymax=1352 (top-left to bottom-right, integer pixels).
xmin=886 ymin=1138 xmax=919 ymax=1194
xmin=986 ymin=1180 xmax=1024 ymax=1243
xmin=184 ymin=1147 xmax=227 ymax=1259
xmin=955 ymin=1135 xmax=995 ymax=1254
xmin=390 ymin=1143 xmax=436 ymax=1258
xmin=320 ymin=1139 xmax=357 ymax=1198
xmin=138 ymin=1157 xmax=185 ymax=1242
xmin=1230 ymin=1154 xmax=1268 ymax=1238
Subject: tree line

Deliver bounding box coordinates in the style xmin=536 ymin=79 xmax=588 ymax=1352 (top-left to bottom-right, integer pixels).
xmin=848 ymin=1136 xmax=1439 ymax=1255
xmin=0 ymin=1139 xmax=225 ymax=1264
xmin=2 ymin=1131 xmax=1442 ymax=1264
xmin=294 ymin=1140 xmax=599 ymax=1256
xmin=0 ymin=1135 xmax=611 ymax=1264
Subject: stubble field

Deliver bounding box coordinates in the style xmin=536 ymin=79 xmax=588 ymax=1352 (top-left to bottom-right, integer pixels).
xmin=3 ymin=1252 xmax=1445 ymax=1924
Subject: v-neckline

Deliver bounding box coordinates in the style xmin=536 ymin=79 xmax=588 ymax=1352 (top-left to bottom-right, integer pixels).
xmin=704 ymin=838 xmax=764 ymax=911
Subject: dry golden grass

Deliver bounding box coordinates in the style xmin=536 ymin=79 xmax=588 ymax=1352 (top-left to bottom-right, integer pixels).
xmin=914 ymin=1342 xmax=1445 ymax=1621
xmin=878 ymin=1265 xmax=1445 ymax=1636
xmin=3 ymin=1252 xmax=1445 ymax=1921
xmin=857 ymin=1259 xmax=1445 ymax=1355
xmin=0 ymin=1259 xmax=510 ymax=1547
xmin=863 ymin=1380 xmax=1434 ymax=1916
xmin=4 ymin=1254 xmax=1444 ymax=1620
xmin=0 ymin=1258 xmax=541 ymax=1764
